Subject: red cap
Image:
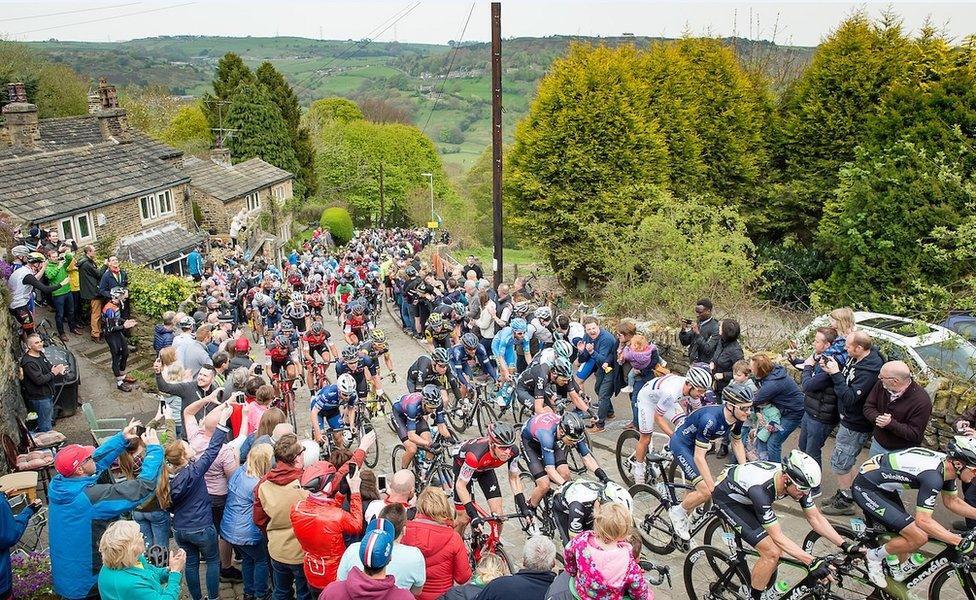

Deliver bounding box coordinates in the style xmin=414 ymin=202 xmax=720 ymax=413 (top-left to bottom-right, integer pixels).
xmin=300 ymin=460 xmax=336 ymax=492
xmin=234 ymin=337 xmax=250 ymax=352
xmin=55 ymin=444 xmax=96 ymax=477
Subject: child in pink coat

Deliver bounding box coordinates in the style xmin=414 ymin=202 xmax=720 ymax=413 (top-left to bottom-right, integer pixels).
xmin=564 ymin=503 xmax=650 ymax=600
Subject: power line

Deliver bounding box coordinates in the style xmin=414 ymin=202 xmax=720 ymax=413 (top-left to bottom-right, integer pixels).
xmin=14 ymin=2 xmax=196 ymax=36
xmin=422 ymin=3 xmax=475 ymax=135
xmin=0 ymin=2 xmax=141 ymax=23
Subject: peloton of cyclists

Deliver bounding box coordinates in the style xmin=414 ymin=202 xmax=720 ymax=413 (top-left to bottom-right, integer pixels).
xmin=391 ymin=384 xmax=452 ymax=469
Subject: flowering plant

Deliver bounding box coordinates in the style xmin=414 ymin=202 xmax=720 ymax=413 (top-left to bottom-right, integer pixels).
xmin=0 ymin=259 xmax=14 ymax=282
xmin=11 ymin=551 xmax=56 ymax=599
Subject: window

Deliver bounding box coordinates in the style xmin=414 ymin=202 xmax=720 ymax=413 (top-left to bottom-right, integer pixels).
xmin=157 ymin=190 xmax=173 ymax=215
xmin=246 ymin=192 xmax=260 ymax=211
xmin=272 ymin=185 xmax=286 ymax=202
xmin=59 ymin=212 xmax=95 ymax=243
xmin=139 ymin=194 xmax=158 ymax=221
xmin=140 ymin=189 xmax=174 ymax=222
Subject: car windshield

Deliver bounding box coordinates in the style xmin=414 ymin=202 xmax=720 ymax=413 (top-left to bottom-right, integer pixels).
xmin=953 ymin=322 xmax=976 ymax=343
xmin=914 ymin=340 xmax=976 ymax=379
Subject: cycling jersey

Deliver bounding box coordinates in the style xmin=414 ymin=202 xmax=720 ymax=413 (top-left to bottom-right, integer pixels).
xmin=335 ymin=283 xmax=354 ymax=303
xmin=358 ymin=340 xmax=389 ymax=360
xmin=492 ymin=326 xmax=531 ymax=370
xmin=283 ymin=301 xmax=309 ymax=321
xmin=635 ymin=374 xmax=690 ymax=435
xmin=406 ymin=355 xmax=461 ymax=398
xmin=713 ymin=461 xmax=814 ymax=546
xmin=303 ymin=330 xmax=332 ymax=351
xmin=449 ymin=343 xmax=497 ymax=387
xmin=670 ymin=405 xmax=742 ymax=484
xmin=454 ymin=437 xmax=521 ymax=481
xmin=553 ymin=479 xmax=603 ymax=544
xmin=424 ymin=323 xmax=454 ymax=349
xmin=514 ymin=362 xmax=580 ymax=409
xmin=391 ymin=392 xmax=446 ymax=441
xmin=310 ymin=385 xmax=343 ymax=431
xmin=529 ymin=318 xmax=554 ymax=346
xmin=521 ymin=412 xmax=590 ymax=480
xmin=344 ymin=313 xmax=367 ymax=335
xmin=334 ymin=357 xmax=377 ymax=400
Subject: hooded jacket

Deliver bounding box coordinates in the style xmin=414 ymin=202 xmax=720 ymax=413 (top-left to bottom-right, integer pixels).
xmin=291 ymin=492 xmax=363 ymax=590
xmin=76 ymin=254 xmax=101 ymax=301
xmin=473 ymin=569 xmax=556 ymax=600
xmin=320 ymin=566 xmax=415 ymax=600
xmin=0 ymin=495 xmax=36 ymax=595
xmin=153 ymin=324 xmax=175 ymax=353
xmin=253 ymin=462 xmax=309 ymax=564
xmin=753 ymin=365 xmax=805 ymax=420
xmin=830 ymin=348 xmax=884 ymax=434
xmin=97 ymin=556 xmax=182 ymax=600
xmin=221 ymin=465 xmax=264 ymax=546
xmin=401 ymin=515 xmax=471 ymax=600
xmin=169 ymin=426 xmax=228 ymax=531
xmin=49 ymin=432 xmax=163 ymax=599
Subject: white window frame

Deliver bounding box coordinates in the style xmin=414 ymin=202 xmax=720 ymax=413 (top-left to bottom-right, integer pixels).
xmin=157 ymin=189 xmax=173 ymax=216
xmin=272 ymin=185 xmax=286 ymax=202
xmin=59 ymin=212 xmax=96 ymax=243
xmin=246 ymin=192 xmax=261 ymax=212
xmin=140 ymin=189 xmax=175 ymax=223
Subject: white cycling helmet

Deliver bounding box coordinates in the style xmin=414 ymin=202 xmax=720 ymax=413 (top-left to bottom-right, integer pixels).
xmin=684 ymin=366 xmax=713 ymax=391
xmin=300 ymin=440 xmax=320 ymax=468
xmin=337 ymin=373 xmax=357 ymax=398
xmin=535 ymin=306 xmax=552 ymax=321
xmin=600 ymin=481 xmax=633 ymax=515
xmin=782 ymin=449 xmax=822 ymax=492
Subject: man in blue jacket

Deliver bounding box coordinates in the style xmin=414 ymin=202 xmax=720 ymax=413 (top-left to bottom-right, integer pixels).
xmin=49 ymin=422 xmax=163 ymax=600
xmin=577 ymin=316 xmax=618 ymax=433
xmin=187 ymin=246 xmax=204 ymax=281
xmin=0 ymin=491 xmax=41 ymax=599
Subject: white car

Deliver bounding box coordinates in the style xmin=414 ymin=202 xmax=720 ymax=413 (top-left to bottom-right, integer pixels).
xmin=797 ymin=311 xmax=976 ymax=381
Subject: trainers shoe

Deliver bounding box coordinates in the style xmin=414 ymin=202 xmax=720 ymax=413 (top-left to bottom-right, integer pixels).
xmin=822 ymin=496 xmax=856 ymax=516
xmin=632 ymin=462 xmax=646 ymax=485
xmin=117 ymin=382 xmax=132 ymax=392
xmin=587 ymin=423 xmax=606 ymax=433
xmin=865 ymin=555 xmax=887 ymax=589
xmin=220 ymin=566 xmax=244 ymax=582
xmin=668 ymin=505 xmax=691 ymax=541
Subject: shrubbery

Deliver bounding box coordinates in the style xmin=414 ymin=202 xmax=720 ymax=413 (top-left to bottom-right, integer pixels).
xmin=320 ymin=207 xmax=354 ymax=246
xmin=124 ymin=262 xmax=196 ymax=320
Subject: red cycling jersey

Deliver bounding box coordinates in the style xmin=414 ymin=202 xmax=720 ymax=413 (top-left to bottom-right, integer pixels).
xmin=454 ymin=437 xmax=520 ymax=482
xmin=303 ymin=331 xmax=330 ymax=348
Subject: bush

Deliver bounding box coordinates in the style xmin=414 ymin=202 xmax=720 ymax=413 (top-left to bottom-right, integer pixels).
xmin=296 ymin=201 xmax=328 ymax=225
xmin=320 ymin=207 xmax=354 ymax=246
xmin=124 ymin=262 xmax=197 ymax=320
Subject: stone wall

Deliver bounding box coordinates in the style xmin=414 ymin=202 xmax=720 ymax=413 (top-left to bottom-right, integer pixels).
xmin=0 ymin=287 xmax=26 ymax=474
xmin=190 ymin=185 xmax=279 ymax=235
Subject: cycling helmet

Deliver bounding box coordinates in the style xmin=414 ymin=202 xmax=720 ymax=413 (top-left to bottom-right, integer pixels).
xmin=405 ymin=266 xmax=417 ymax=277
xmin=553 ymin=339 xmax=573 ymax=360
xmin=351 ymin=302 xmax=365 ymax=315
xmin=684 ymin=365 xmax=713 ymax=391
xmin=421 ymin=384 xmax=442 ymax=409
xmin=310 ymin=321 xmax=325 ymax=334
xmin=341 ymin=346 xmax=359 ymax=363
xmin=551 ymin=357 xmax=573 ymax=379
xmin=337 ymin=373 xmax=357 ymax=398
xmin=253 ymin=292 xmax=268 ymax=304
xmin=371 ymin=329 xmax=387 ymax=344
xmin=301 ymin=461 xmax=337 ymax=493
xmin=535 ymin=306 xmax=552 ymax=321
xmin=427 ymin=313 xmax=444 ymax=328
xmin=431 ymin=347 xmax=450 ymax=365
xmin=782 ymin=449 xmax=822 ymax=491
xmin=599 ymin=481 xmax=634 ymax=514
xmin=275 ymin=334 xmax=290 ymax=348
xmin=722 ymin=382 xmax=755 ymax=406
xmin=510 ymin=318 xmax=528 ymax=334
xmin=110 ymin=286 xmax=127 ymax=300
xmin=947 ymin=435 xmax=976 ymax=466
xmin=281 ymin=320 xmax=294 ymax=332
xmin=179 ymin=316 xmax=195 ymax=330
xmin=560 ymin=412 xmax=586 ymax=442
xmin=452 ymin=302 xmax=466 ymax=316
xmin=366 ymin=271 xmax=378 ymax=282
xmin=461 ymin=332 xmax=479 ymax=350
xmin=301 ymin=440 xmax=320 ymax=469
xmin=513 ymin=301 xmax=532 ymax=318
xmin=25 ymin=252 xmax=45 ymax=264
xmin=487 ymin=422 xmax=517 ymax=448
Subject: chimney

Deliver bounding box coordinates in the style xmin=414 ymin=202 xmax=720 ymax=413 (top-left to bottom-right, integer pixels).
xmin=95 ymin=78 xmax=131 ymax=142
xmin=210 ymin=135 xmax=231 ymax=167
xmin=2 ymin=82 xmax=40 ymax=153
xmin=87 ymin=88 xmax=101 ymax=115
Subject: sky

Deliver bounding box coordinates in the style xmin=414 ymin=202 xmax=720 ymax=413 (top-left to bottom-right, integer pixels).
xmin=2 ymin=1 xmax=976 ymax=47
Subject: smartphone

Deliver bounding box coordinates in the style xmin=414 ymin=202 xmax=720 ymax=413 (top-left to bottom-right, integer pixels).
xmin=377 ymin=475 xmax=387 ymax=491
xmin=682 ymin=318 xmax=693 ymax=325
xmin=159 ymin=399 xmax=167 ymax=412
xmin=788 ymin=339 xmax=798 ymax=350
xmin=347 ymin=463 xmax=357 ymax=478
xmin=255 ymin=364 xmax=264 ymax=375
xmin=134 ymin=425 xmax=146 ymax=437
xmin=216 ymin=389 xmax=225 ymax=402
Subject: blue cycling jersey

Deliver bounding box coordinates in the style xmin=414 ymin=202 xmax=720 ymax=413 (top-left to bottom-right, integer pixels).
xmin=310 ymin=385 xmax=341 ymax=413
xmin=449 ymin=343 xmax=498 ymax=386
xmin=491 ymin=326 xmax=530 ymax=369
xmin=521 ymin=412 xmax=590 ymax=467
xmin=671 ymin=405 xmax=743 ymax=450
xmin=335 ymin=356 xmax=378 ymax=378
xmin=392 ymin=392 xmax=446 ymax=432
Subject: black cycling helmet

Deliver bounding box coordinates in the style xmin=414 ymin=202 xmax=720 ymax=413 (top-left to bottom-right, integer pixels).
xmin=351 ymin=303 xmax=365 ymax=315
xmin=722 ymin=382 xmax=755 ymax=406
xmin=405 ymin=266 xmax=417 ymax=277
xmin=310 ymin=321 xmax=325 ymax=334
xmin=341 ymin=346 xmax=359 ymax=363
xmin=275 ymin=334 xmax=289 ymax=348
xmin=551 ymin=357 xmax=573 ymax=379
xmin=487 ymin=422 xmax=516 ymax=448
xmin=431 ymin=347 xmax=450 ymax=365
xmin=421 ymin=384 xmax=442 ymax=409
xmin=560 ymin=412 xmax=586 ymax=442
xmin=461 ymin=332 xmax=479 ymax=351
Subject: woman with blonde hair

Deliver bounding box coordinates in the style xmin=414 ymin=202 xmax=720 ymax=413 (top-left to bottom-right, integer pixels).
xmin=96 ymin=520 xmax=187 ymax=600
xmin=402 ymin=487 xmax=471 ymax=600
xmin=221 ymin=444 xmax=274 ymax=600
xmin=829 ymin=307 xmax=856 ymax=337
xmin=121 ymin=405 xmax=177 ymax=549
xmin=439 ymin=553 xmax=507 ymax=600
xmin=563 ymin=502 xmax=648 ymax=600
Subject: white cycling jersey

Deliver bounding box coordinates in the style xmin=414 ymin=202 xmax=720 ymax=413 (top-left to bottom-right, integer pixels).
xmin=636 ymin=374 xmax=688 ymax=435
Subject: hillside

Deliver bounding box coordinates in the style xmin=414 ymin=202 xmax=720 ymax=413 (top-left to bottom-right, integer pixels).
xmin=29 ymin=35 xmax=813 ymax=170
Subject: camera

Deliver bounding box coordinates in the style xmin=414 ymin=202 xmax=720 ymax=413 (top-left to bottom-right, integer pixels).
xmin=255 ymin=365 xmax=264 ymax=375
xmin=217 ymin=389 xmax=225 ymax=402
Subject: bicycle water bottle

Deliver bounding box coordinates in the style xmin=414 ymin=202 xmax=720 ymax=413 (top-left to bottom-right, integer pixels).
xmin=885 ymin=554 xmax=900 ymax=570
xmin=774 ymin=580 xmax=790 ymax=594
xmin=908 ymin=553 xmax=926 ymax=567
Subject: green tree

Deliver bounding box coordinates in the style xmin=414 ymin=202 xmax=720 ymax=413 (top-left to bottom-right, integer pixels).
xmin=162 ymin=103 xmax=212 ymax=155
xmin=119 ymin=85 xmax=183 ymax=138
xmin=0 ymin=41 xmax=87 ymax=117
xmin=225 ymin=83 xmax=302 ymax=195
xmin=305 ymin=97 xmax=364 ymax=128
xmin=255 ymin=62 xmax=317 ymax=197
xmin=320 ymin=207 xmax=354 ymax=245
xmin=202 ymin=52 xmax=255 ymax=131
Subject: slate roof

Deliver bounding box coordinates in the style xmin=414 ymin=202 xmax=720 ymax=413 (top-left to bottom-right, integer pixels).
xmin=0 ymin=114 xmax=181 ymax=161
xmin=182 ymin=155 xmax=293 ymax=202
xmin=116 ymin=221 xmax=206 ymax=265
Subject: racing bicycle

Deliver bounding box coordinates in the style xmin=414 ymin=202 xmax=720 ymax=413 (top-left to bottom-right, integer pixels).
xmin=390 ymin=428 xmax=458 ymax=495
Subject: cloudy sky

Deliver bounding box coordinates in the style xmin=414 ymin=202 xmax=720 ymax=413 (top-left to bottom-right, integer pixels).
xmin=3 ymin=1 xmax=975 ymax=47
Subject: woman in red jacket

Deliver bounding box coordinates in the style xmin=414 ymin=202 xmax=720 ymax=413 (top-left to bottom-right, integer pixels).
xmin=401 ymin=487 xmax=472 ymax=600
xmin=291 ymin=461 xmax=364 ymax=595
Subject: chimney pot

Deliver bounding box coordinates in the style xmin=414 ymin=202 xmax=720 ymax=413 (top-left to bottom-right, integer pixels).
xmin=5 ymin=82 xmax=27 ymax=103
xmin=2 ymin=82 xmax=39 ymax=152
xmin=97 ymin=78 xmax=118 ymax=109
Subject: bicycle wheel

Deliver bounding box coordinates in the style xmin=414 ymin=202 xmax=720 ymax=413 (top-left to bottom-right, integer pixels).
xmin=446 ymin=395 xmax=474 ymax=433
xmin=391 ymin=444 xmax=412 ymax=472
xmin=476 ymin=398 xmax=499 ymax=436
xmin=487 ymin=546 xmax=516 ymax=575
xmin=616 ymin=429 xmax=640 ymax=488
xmin=566 ymin=445 xmax=587 ymax=475
xmin=250 ymin=323 xmax=260 ymax=343
xmin=629 ymin=483 xmax=676 ymax=555
xmin=683 ymin=545 xmax=752 ymax=600
xmin=929 ymin=564 xmax=976 ymax=600
xmin=801 ymin=526 xmax=877 ymax=599
xmin=358 ymin=428 xmax=379 ymax=468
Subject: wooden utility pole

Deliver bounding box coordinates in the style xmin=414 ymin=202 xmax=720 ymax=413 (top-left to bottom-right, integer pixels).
xmin=491 ymin=1 xmax=503 ymax=288
xmin=379 ymin=161 xmax=385 ymax=228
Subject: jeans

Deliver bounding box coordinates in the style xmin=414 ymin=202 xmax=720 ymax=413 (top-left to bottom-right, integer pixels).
xmin=175 ymin=525 xmax=220 ymax=600
xmin=400 ymin=299 xmax=413 ymax=333
xmin=798 ymin=414 xmax=837 ymax=467
xmin=630 ymin=373 xmax=649 ymax=427
xmin=764 ymin=413 xmax=802 ymax=463
xmin=133 ymin=510 xmax=170 ymax=548
xmin=594 ymin=366 xmax=616 ymax=426
xmin=52 ymin=293 xmax=74 ymax=335
xmin=235 ymin=541 xmax=270 ymax=598
xmin=271 ymin=558 xmax=312 ymax=600
xmin=868 ymin=437 xmax=890 ymax=458
xmin=32 ymin=396 xmax=54 ymax=432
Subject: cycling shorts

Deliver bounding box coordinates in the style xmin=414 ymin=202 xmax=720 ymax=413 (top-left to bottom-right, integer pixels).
xmin=713 ymin=484 xmax=768 ymax=547
xmin=289 ymin=316 xmax=306 ymax=332
xmin=851 ymin=471 xmax=914 ymax=533
xmin=270 ymin=357 xmax=294 ymax=376
xmin=636 ymin=397 xmax=685 ymax=435
xmin=451 ymin=462 xmax=502 ymax=505
xmin=671 ymin=442 xmax=703 ymax=485
xmin=9 ymin=306 xmax=34 ymax=332
xmin=522 ymin=440 xmax=567 ymax=481
xmin=264 ymin=312 xmax=281 ymax=328
xmin=308 ymin=345 xmax=330 ymax=361
xmin=316 ymin=407 xmax=343 ymax=432
xmin=391 ymin=410 xmax=431 ymax=442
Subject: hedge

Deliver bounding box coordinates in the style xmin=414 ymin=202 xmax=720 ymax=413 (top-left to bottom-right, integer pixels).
xmin=320 ymin=207 xmax=354 ymax=246
xmin=124 ymin=262 xmax=197 ymax=320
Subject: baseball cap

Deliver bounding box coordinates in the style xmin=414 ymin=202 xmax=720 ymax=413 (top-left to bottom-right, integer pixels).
xmin=366 ymin=516 xmax=396 ymax=538
xmin=55 ymin=444 xmax=96 ymax=476
xmin=359 ymin=529 xmax=395 ymax=569
xmin=234 ymin=337 xmax=250 ymax=352
xmin=218 ymin=312 xmax=233 ymax=323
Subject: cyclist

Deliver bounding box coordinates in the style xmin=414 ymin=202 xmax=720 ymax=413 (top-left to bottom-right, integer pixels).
xmin=424 ymin=312 xmax=454 ymax=352
xmin=449 ymin=332 xmax=498 ymax=397
xmin=712 ymin=450 xmax=851 ymax=600
xmin=391 ymin=384 xmax=451 ymax=469
xmin=343 ymin=299 xmax=369 ymax=344
xmin=515 ymin=357 xmax=587 ymax=415
xmin=302 ymin=320 xmax=338 ymax=389
xmin=406 ymin=348 xmax=462 ymax=402
xmin=492 ymin=317 xmax=532 ymax=381
xmin=282 ymin=292 xmax=310 ymax=333
xmin=552 ymin=478 xmax=633 ymax=545
xmin=267 ymin=334 xmax=299 ymax=382
xmin=358 ymin=328 xmax=395 ymax=378
xmin=334 ymin=276 xmax=354 ymax=314
xmin=251 ymin=291 xmax=278 ymax=341
xmin=334 ymin=345 xmax=381 ymax=428
xmin=454 ymin=422 xmax=526 ymax=534
xmin=531 ymin=339 xmax=574 ymax=368
xmin=521 ymin=411 xmax=610 ymax=512
xmin=631 ymin=366 xmax=713 ymax=485
xmin=310 ymin=373 xmax=358 ymax=447
xmin=668 ymin=382 xmax=751 ymax=541
xmin=853 ymin=436 xmax=976 ymax=588
xmin=529 ymin=306 xmax=555 ymax=352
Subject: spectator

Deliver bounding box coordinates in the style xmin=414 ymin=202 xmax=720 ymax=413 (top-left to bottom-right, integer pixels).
xmin=254 ymin=433 xmax=313 ymax=600
xmin=96 ymin=520 xmax=186 ymax=600
xmin=795 ymin=327 xmax=845 ymax=494
xmin=320 ymin=528 xmax=414 ymax=600
xmin=44 ymin=245 xmax=78 ymax=340
xmin=578 ymin=316 xmax=619 ymax=433
xmin=463 ymin=280 xmax=480 ymax=323
xmin=291 ymin=461 xmax=364 ymax=594
xmin=338 ymin=506 xmax=426 ymax=594
xmin=102 ymin=287 xmax=137 ymax=391
xmin=471 ymin=536 xmax=557 ymax=600
xmin=76 ymin=245 xmax=102 ymax=341
xmin=365 ymin=469 xmax=416 ymax=522
xmin=154 ymin=311 xmax=177 ymax=354
xmin=749 ymin=355 xmax=805 ymax=462
xmin=474 ymin=288 xmax=497 ymax=356
xmin=8 ymin=252 xmax=63 ymax=338
xmin=67 ymin=247 xmax=83 ymax=331
xmin=171 ymin=316 xmax=195 ymax=357
xmin=0 ymin=490 xmax=41 ymax=600
xmin=464 ymin=255 xmax=483 ymax=281
xmin=188 ymin=246 xmax=204 ymax=282
xmin=222 ymin=445 xmax=274 ymax=600
xmin=49 ymin=424 xmax=163 ymax=600
xmin=179 ymin=325 xmax=213 ymax=378
xmin=20 ymin=333 xmax=67 ymax=432
xmin=678 ymin=298 xmax=719 ymax=364
xmin=438 ymin=553 xmax=506 ymax=600
xmin=121 ymin=406 xmax=176 ymax=549
xmin=863 ymin=360 xmax=932 ymax=456
xmin=238 ymin=408 xmax=288 ymax=462
xmin=821 ymin=331 xmax=884 ymax=515
xmin=97 ymin=256 xmax=128 ymax=305
xmin=229 ymin=337 xmax=254 ymax=371
xmin=709 ymin=319 xmax=743 ymax=396
xmin=402 ymin=488 xmax=471 ymax=600
xmin=563 ymin=503 xmax=648 ymax=600
xmin=360 ymin=470 xmax=383 ymax=515
xmin=154 ymin=362 xmax=220 ymax=436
